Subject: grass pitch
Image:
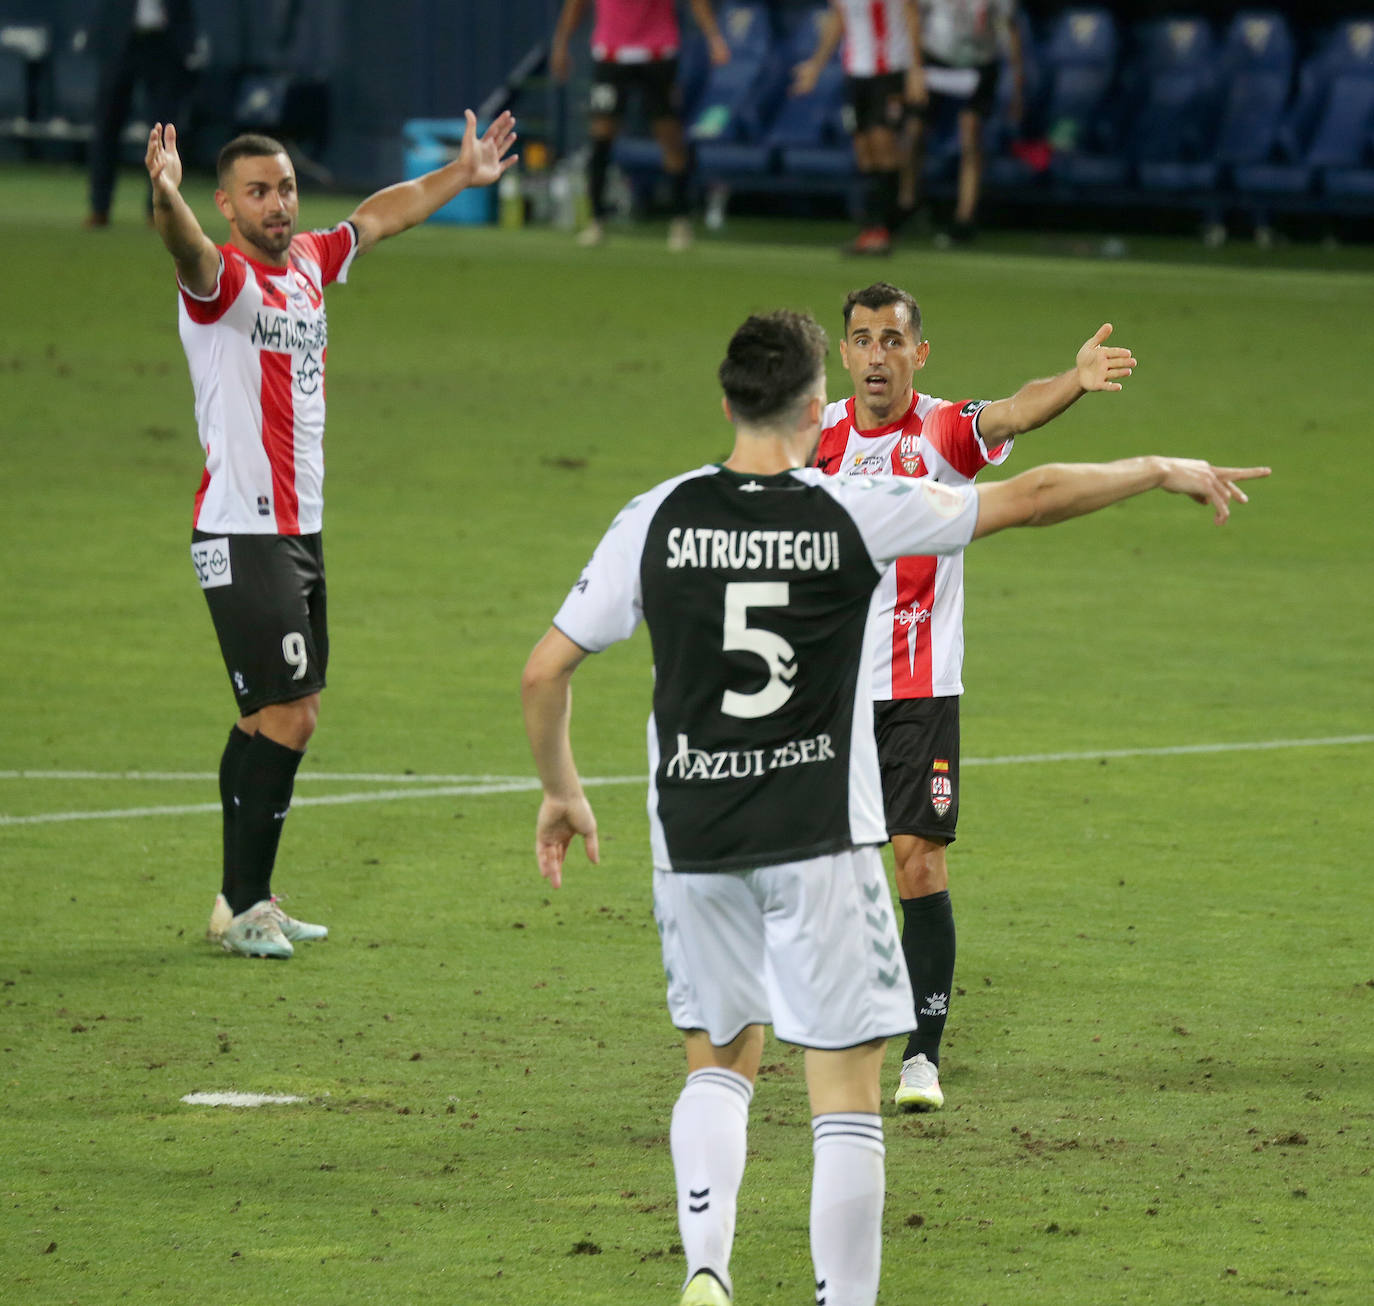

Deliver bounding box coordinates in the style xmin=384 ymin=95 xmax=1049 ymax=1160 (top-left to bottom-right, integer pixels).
xmin=1 ymin=161 xmax=1372 ymax=1305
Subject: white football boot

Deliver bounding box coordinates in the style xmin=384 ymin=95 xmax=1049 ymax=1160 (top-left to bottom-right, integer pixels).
xmin=894 ymin=1053 xmax=944 ymax=1111
xmin=221 ymin=899 xmax=293 ymax=958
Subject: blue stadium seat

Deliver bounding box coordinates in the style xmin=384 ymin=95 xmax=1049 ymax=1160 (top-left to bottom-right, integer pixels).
xmin=1211 ymin=10 xmax=1296 ymax=174
xmin=1234 ymin=18 xmax=1374 ymax=206
xmin=1130 ymin=18 xmax=1221 ymax=194
xmin=1035 ymin=8 xmax=1125 ymax=189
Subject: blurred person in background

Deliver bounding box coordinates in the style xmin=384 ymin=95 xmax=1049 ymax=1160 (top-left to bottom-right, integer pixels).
xmin=792 ymin=0 xmax=926 ymax=256
xmin=551 ymin=0 xmax=730 ymax=251
xmin=85 ymin=0 xmax=196 ymax=228
xmin=904 ymin=0 xmax=1024 ymax=245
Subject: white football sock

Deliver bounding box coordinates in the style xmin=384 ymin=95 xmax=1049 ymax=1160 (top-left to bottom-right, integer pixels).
xmin=670 ymin=1066 xmax=754 ymax=1296
xmin=810 ymin=1113 xmax=885 ymax=1306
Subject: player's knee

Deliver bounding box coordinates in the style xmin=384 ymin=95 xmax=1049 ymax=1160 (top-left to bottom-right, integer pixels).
xmin=894 ymin=839 xmax=948 ymax=897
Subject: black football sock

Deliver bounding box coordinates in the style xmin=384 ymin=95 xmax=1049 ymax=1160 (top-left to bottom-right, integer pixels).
xmin=872 ymin=169 xmax=899 ymax=230
xmin=901 ymin=890 xmax=956 ymax=1066
xmin=218 ymin=725 xmax=253 ymax=901
xmin=589 ymin=137 xmax=613 ymax=219
xmin=229 ymin=732 xmax=304 ymax=915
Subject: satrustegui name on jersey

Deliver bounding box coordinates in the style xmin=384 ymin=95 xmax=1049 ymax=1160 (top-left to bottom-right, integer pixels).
xmin=665 ymin=731 xmax=836 ymax=781
xmin=664 ymin=527 xmax=841 ymax=571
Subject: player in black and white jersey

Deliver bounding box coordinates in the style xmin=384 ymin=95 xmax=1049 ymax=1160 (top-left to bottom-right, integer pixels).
xmin=521 ymin=310 xmax=1266 ymax=1306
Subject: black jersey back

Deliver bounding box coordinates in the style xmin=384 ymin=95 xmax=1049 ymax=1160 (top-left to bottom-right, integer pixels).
xmin=638 ymin=468 xmax=881 ymax=871
xmin=551 ymin=462 xmax=980 ymax=874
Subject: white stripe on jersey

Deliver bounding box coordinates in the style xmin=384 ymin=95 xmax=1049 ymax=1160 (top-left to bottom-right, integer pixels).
xmin=815 ymin=394 xmax=1012 ymax=700
xmin=178 ymin=224 xmax=357 ymax=536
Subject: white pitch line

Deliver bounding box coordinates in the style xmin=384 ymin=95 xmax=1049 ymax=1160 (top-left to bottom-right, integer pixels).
xmin=0 ymin=775 xmax=645 ymax=827
xmin=1 ymin=736 xmax=1370 ymax=828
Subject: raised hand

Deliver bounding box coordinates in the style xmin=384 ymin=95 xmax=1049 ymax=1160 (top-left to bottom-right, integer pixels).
xmin=1076 ymin=323 xmax=1137 ymax=392
xmin=145 ymin=122 xmax=183 ymax=196
xmin=459 ymin=109 xmax=518 ymax=189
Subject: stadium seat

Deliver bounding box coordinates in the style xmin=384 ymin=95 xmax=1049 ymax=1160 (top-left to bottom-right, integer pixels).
xmin=1130 ymin=17 xmax=1222 ymax=195
xmin=1035 ymin=8 xmax=1126 ymax=190
xmin=1233 ymin=18 xmax=1374 ymax=207
xmin=1211 ymin=10 xmax=1296 ymax=173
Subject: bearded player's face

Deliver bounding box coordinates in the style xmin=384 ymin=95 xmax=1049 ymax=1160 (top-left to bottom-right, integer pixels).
xmin=218 ymin=153 xmax=299 ymax=262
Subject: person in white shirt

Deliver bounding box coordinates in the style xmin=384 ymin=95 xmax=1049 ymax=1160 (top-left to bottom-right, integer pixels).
xmin=146 ymin=111 xmax=516 ymax=957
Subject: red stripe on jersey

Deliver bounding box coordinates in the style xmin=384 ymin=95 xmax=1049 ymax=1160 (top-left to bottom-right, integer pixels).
xmin=871 ymin=1 xmax=889 ymax=73
xmin=192 ymin=462 xmax=211 ymax=526
xmin=813 ymin=410 xmax=855 ymax=474
xmin=260 ymin=352 xmax=299 ymax=533
xmin=889 ymin=553 xmax=938 ymax=697
xmin=179 ymin=251 xmax=247 ymax=325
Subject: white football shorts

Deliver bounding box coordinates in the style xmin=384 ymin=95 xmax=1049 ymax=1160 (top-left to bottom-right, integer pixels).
xmin=653 ymin=846 xmax=915 ymax=1049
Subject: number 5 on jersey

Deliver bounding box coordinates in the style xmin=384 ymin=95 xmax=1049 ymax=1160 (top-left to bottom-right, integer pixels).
xmin=721 ymin=582 xmax=797 ymax=720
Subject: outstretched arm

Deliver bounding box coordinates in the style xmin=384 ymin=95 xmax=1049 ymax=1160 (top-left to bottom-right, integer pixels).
xmin=348 ymin=110 xmax=517 ymax=256
xmin=145 ymin=123 xmax=220 ymax=297
xmin=521 ymin=626 xmax=600 ymax=888
xmin=975 ymin=323 xmax=1137 ymax=444
xmin=974 ymin=457 xmax=1270 ymax=537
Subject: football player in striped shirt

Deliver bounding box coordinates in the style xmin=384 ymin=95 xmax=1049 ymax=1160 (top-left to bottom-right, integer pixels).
xmin=522 ymin=308 xmax=1264 ymax=1306
xmin=146 ymin=110 xmax=517 ymax=957
xmin=815 ymin=280 xmax=1136 ymax=1110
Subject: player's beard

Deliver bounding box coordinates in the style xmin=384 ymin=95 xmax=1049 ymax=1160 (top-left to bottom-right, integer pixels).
xmin=240 ymin=213 xmax=295 ymax=259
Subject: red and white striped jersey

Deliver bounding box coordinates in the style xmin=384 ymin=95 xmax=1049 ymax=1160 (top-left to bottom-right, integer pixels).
xmin=178 ymin=224 xmax=358 ymax=535
xmin=591 ymin=0 xmax=680 ymax=63
xmin=835 ymin=0 xmax=916 ymax=76
xmin=814 ymin=392 xmax=1011 ymax=699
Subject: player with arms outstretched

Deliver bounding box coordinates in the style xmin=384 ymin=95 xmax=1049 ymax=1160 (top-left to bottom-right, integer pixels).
xmin=147 ymin=111 xmax=517 ymax=957
xmin=816 ymin=280 xmax=1136 ymax=1110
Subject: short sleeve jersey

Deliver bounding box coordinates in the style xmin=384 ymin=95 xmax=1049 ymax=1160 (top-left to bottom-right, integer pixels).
xmin=919 ymin=0 xmax=1016 ymax=68
xmin=178 ymin=223 xmax=358 ymax=536
xmin=835 ymin=0 xmax=916 ymax=76
xmin=592 ymin=0 xmax=680 ymax=62
xmin=813 ymin=393 xmax=1012 ymax=700
xmin=553 ymin=463 xmax=979 ymax=873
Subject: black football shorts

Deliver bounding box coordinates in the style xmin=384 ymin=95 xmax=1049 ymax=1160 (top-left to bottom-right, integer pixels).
xmin=191 ymin=531 xmax=328 ymax=715
xmin=589 ymin=58 xmax=681 ymax=121
xmin=842 ymin=71 xmax=907 ymax=134
xmin=873 ymin=694 xmax=961 ymax=844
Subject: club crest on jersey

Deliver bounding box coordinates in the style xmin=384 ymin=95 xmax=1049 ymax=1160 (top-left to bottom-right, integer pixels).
xmin=898 ymin=435 xmax=925 ymax=477
xmin=930 ymin=772 xmax=953 ymax=817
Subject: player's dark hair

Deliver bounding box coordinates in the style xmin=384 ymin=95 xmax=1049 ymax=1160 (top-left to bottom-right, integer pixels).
xmin=719 ymin=310 xmax=830 ymax=426
xmin=842 ymin=282 xmax=922 ymax=339
xmin=217 ymin=134 xmax=290 ymax=186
